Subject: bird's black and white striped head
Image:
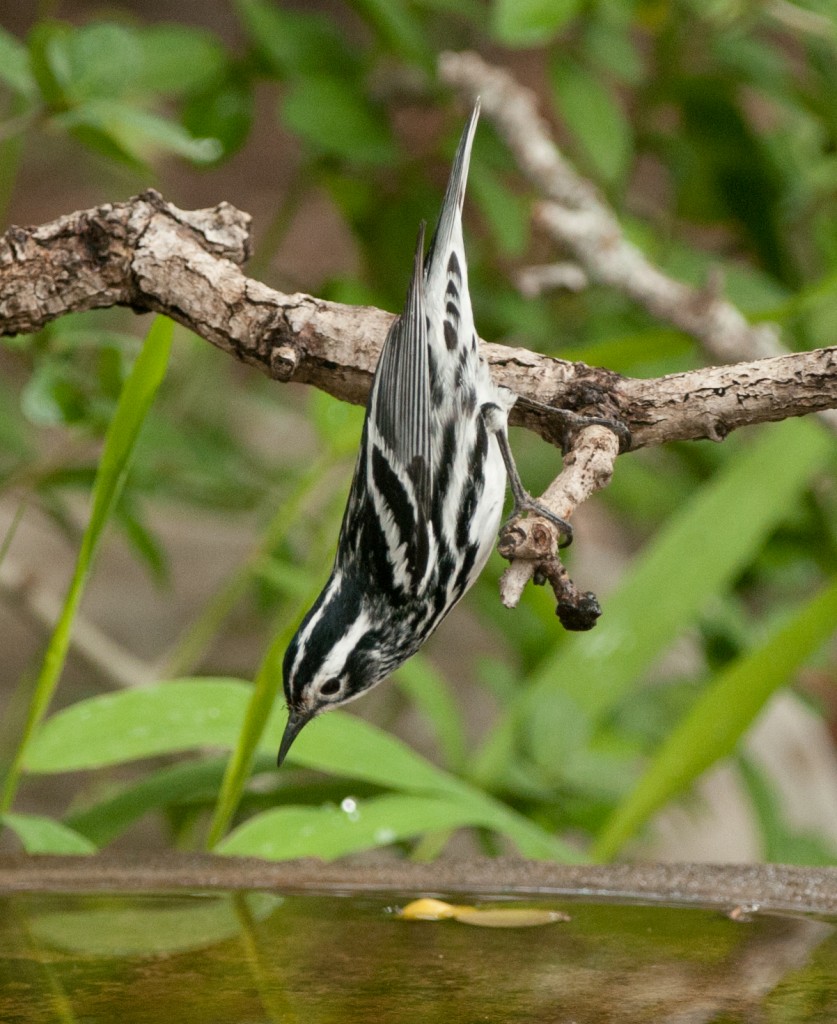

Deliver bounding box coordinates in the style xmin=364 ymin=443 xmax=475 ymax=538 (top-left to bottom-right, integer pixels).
xmin=279 ymin=572 xmax=396 ymax=764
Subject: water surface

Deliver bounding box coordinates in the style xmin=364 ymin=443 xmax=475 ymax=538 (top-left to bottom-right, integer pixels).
xmin=0 ymin=890 xmax=834 ymax=1023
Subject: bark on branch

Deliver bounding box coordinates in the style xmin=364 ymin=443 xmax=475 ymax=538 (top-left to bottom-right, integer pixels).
xmin=2 ymin=191 xmax=835 ymax=452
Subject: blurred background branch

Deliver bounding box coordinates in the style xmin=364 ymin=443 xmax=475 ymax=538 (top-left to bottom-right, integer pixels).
xmin=441 ymin=50 xmax=786 ymax=363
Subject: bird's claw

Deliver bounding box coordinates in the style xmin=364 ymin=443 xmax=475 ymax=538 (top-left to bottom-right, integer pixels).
xmin=503 ymin=496 xmax=573 ymax=548
xmin=515 ymin=395 xmax=632 ymax=454
xmin=555 ymin=410 xmax=632 ymax=455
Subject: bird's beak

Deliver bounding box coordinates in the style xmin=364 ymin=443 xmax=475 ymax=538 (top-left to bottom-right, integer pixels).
xmin=277 ymin=708 xmax=312 ymax=768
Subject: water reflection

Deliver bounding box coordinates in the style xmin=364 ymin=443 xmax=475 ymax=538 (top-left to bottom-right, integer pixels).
xmin=0 ymin=891 xmax=833 ymax=1023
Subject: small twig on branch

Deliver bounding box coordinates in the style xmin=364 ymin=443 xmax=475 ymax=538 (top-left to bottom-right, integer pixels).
xmin=498 ymin=426 xmax=620 ymax=613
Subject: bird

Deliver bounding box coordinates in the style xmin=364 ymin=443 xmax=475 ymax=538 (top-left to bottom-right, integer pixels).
xmin=278 ymin=101 xmax=573 ymax=766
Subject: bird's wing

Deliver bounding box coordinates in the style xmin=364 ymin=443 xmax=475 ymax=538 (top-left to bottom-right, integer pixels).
xmin=335 ymin=224 xmax=432 ymax=587
xmin=368 ymin=222 xmax=431 ymax=516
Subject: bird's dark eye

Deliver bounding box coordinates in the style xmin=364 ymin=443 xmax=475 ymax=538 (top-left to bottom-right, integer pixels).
xmin=320 ymin=678 xmax=341 ymax=696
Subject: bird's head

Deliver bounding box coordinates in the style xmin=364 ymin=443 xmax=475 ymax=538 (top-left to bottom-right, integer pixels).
xmin=278 ymin=575 xmax=389 ymax=766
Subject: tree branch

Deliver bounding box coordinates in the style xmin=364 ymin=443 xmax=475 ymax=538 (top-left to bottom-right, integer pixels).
xmin=2 ymin=191 xmax=834 ymax=449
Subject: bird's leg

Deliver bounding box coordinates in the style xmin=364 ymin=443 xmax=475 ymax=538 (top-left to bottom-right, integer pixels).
xmin=491 ymin=421 xmax=574 ymax=547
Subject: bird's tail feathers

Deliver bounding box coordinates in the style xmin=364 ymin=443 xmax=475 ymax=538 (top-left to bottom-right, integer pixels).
xmin=425 ymin=99 xmax=480 ymax=273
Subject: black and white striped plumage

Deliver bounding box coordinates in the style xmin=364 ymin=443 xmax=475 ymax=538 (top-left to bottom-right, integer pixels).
xmin=278 ymin=103 xmax=530 ymax=764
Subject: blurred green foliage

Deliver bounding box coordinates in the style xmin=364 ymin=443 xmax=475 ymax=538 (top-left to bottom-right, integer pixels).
xmin=1 ymin=0 xmax=837 ymax=865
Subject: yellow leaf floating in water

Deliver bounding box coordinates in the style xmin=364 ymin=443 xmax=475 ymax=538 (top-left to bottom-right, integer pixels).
xmin=398 ymin=899 xmax=570 ymax=928
xmin=398 ymin=898 xmax=472 ymax=921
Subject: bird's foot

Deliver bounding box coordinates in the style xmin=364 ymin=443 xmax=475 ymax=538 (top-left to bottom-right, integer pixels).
xmin=502 ymin=494 xmax=573 ymax=548
xmin=516 ymin=396 xmax=632 ymax=454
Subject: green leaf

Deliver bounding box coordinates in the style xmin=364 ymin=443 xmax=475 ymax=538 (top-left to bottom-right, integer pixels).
xmin=66 ymin=756 xmax=243 ymax=847
xmin=491 ymin=0 xmax=581 ymax=47
xmin=27 ymin=21 xmax=71 ymax=108
xmin=517 ymin=419 xmax=835 ymax=767
xmin=28 ymin=894 xmax=279 ymax=956
xmin=67 ymin=318 xmax=173 ymax=564
xmin=583 ymin=19 xmax=644 ymax=85
xmin=29 ymin=22 xmax=144 ymax=106
xmin=182 ymin=72 xmax=253 ymax=161
xmin=281 ymin=75 xmax=396 ymax=165
xmin=264 ymin=708 xmax=577 ymax=860
xmin=136 ymin=24 xmax=228 ymax=96
xmin=711 ymin=32 xmax=790 ymax=98
xmin=24 ymin=679 xmax=257 ymax=772
xmin=2 ymin=813 xmax=96 ymax=854
xmin=235 ymin=0 xmax=353 ymax=78
xmin=351 ymin=0 xmax=429 ymax=62
xmin=219 ymin=794 xmax=502 ymax=860
xmin=26 ymin=679 xmax=575 ymax=861
xmin=594 ymin=575 xmax=837 ymax=860
xmin=24 ymin=678 xmax=460 ymax=797
xmin=26 ymin=20 xmax=230 ymax=160
xmin=1 ymin=318 xmax=173 ymax=812
xmin=551 ymin=57 xmax=633 ymax=186
xmin=59 ymin=22 xmax=144 ymax=102
xmin=271 ymin=704 xmax=468 ymax=794
xmin=57 ymin=100 xmax=222 ymax=168
xmin=0 ymin=26 xmax=36 ymax=98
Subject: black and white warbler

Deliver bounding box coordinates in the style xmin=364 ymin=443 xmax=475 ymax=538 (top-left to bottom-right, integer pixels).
xmin=278 ymin=102 xmax=573 ymax=765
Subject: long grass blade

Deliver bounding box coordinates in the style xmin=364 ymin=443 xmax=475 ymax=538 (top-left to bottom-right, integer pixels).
xmin=513 ymin=419 xmax=834 ymax=771
xmin=204 ymin=616 xmax=303 ymax=850
xmin=593 ymin=574 xmax=837 ymax=860
xmin=0 ymin=316 xmax=173 ymax=812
